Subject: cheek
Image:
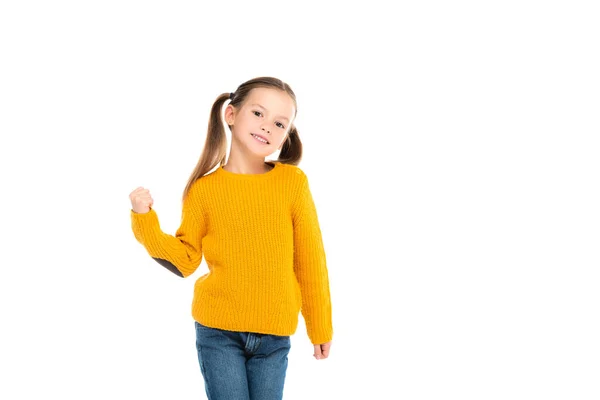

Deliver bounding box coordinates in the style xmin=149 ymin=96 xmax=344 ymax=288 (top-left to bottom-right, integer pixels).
xmin=240 ymin=116 xmax=254 ymax=126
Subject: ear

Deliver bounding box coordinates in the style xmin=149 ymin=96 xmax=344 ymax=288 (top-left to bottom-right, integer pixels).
xmin=224 ymin=104 xmax=235 ymax=126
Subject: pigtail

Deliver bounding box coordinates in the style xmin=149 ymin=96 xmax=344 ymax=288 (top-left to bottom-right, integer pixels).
xmin=277 ymin=125 xmax=302 ymax=166
xmin=181 ymin=93 xmax=230 ymax=203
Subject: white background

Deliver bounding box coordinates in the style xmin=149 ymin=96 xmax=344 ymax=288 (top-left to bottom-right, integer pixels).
xmin=1 ymin=1 xmax=599 ymax=399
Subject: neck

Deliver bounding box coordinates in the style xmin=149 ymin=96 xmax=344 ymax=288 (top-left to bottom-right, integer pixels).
xmin=223 ymin=158 xmax=273 ymax=175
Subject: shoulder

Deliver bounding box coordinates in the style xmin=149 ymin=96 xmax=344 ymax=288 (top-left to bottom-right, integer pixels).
xmin=276 ymin=161 xmax=308 ymax=182
xmin=275 ymin=163 xmax=313 ymax=208
xmin=184 ymin=172 xmax=215 ymax=205
xmin=188 ymin=166 xmax=221 ymax=193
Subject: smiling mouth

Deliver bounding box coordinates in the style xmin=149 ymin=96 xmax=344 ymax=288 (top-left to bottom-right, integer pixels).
xmin=251 ymin=133 xmax=270 ymax=144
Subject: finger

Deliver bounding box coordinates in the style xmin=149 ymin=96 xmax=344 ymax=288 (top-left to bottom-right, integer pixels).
xmin=313 ymin=346 xmax=322 ymax=360
xmin=130 ymin=190 xmax=147 ymax=200
xmin=134 ymin=192 xmax=152 ymax=200
xmin=130 ymin=187 xmax=145 ymax=194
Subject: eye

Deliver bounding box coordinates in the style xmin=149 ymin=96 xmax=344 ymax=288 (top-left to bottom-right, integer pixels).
xmin=253 ymin=110 xmax=285 ymax=129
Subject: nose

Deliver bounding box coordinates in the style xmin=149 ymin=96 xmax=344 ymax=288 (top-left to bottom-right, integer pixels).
xmin=261 ymin=126 xmax=271 ymax=134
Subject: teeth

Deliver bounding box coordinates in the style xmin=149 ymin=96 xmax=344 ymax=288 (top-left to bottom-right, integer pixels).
xmin=252 ymin=134 xmax=268 ymax=144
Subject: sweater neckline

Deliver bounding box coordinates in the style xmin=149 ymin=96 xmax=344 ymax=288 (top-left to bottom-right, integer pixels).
xmin=217 ymin=161 xmax=281 ymax=179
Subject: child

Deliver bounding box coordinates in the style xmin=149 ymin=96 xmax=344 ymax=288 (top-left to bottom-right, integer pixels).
xmin=129 ymin=76 xmax=333 ymax=400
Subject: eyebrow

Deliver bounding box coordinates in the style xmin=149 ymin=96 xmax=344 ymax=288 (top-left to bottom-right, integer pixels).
xmin=250 ymin=103 xmax=290 ymax=122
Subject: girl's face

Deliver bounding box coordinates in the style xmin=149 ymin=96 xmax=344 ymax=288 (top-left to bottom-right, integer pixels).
xmin=225 ymin=87 xmax=296 ymax=158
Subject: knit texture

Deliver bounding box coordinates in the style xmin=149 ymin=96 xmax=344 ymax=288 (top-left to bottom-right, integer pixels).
xmin=130 ymin=161 xmax=333 ymax=345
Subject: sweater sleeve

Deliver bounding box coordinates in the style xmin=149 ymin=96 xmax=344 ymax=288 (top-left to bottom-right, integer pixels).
xmin=130 ymin=182 xmax=206 ymax=278
xmin=292 ymin=173 xmax=333 ymax=345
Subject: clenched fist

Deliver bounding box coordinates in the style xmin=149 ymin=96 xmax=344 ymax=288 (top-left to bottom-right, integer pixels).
xmin=129 ymin=187 xmax=154 ymax=214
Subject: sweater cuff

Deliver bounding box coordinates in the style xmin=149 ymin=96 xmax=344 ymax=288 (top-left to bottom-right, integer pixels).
xmin=307 ymin=316 xmax=334 ymax=345
xmin=130 ymin=208 xmax=161 ymax=243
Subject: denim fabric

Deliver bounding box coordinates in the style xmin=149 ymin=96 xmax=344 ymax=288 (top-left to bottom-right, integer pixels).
xmin=194 ymin=320 xmax=291 ymax=400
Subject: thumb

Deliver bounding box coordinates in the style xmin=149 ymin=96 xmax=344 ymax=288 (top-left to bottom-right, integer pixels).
xmin=321 ymin=345 xmax=330 ymax=358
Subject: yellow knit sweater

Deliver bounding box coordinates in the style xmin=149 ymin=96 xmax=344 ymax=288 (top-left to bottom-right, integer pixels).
xmin=130 ymin=161 xmax=333 ymax=345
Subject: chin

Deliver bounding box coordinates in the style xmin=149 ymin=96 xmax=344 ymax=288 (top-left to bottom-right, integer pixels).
xmin=248 ymin=142 xmax=274 ymax=155
xmin=256 ymin=150 xmax=276 ymax=158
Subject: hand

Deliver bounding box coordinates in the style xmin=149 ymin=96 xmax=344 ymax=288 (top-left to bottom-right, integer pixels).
xmin=313 ymin=341 xmax=332 ymax=360
xmin=129 ymin=186 xmax=154 ymax=214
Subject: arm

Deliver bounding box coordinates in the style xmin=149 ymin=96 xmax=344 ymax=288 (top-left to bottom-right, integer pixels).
xmin=292 ymin=173 xmax=333 ymax=345
xmin=130 ymin=183 xmax=206 ymax=278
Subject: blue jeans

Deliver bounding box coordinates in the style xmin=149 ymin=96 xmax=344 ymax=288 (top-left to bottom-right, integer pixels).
xmin=194 ymin=320 xmax=291 ymax=400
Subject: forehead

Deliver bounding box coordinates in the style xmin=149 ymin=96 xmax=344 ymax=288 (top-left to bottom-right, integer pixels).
xmin=245 ymin=88 xmax=295 ymax=119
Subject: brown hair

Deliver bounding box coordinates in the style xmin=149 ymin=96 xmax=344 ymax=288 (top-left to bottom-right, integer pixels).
xmin=181 ymin=76 xmax=302 ymax=202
